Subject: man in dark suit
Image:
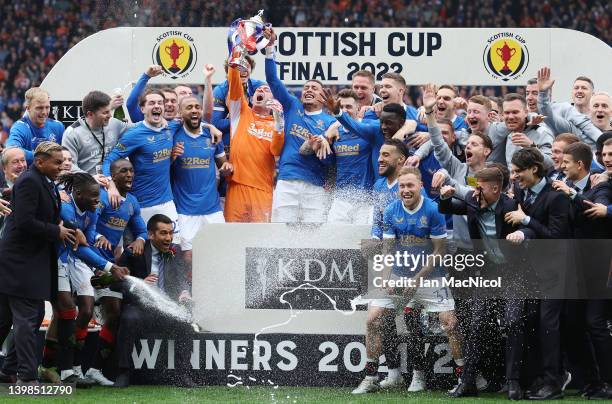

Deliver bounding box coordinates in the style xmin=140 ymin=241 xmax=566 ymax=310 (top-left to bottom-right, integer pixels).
xmin=553 ymin=141 xmax=612 ymax=399
xmin=504 ymin=147 xmax=571 ymax=400
xmin=439 ymin=166 xmax=519 ymax=397
xmin=0 ymin=141 xmax=77 ymax=384
xmin=112 ymin=214 xmax=195 ymax=388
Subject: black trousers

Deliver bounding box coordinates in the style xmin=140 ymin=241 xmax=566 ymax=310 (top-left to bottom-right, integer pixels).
xmin=1 ymin=339 xmax=17 ymax=375
xmin=116 ymin=303 xmax=194 ymax=371
xmin=566 ymin=300 xmax=612 ymax=384
xmin=504 ymin=299 xmax=538 ymax=382
xmin=461 ymin=298 xmax=503 ymax=385
xmin=0 ymin=294 xmax=45 ymax=381
xmin=538 ymin=299 xmax=564 ymax=387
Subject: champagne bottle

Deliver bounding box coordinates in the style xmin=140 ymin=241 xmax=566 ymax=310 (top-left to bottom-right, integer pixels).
xmin=90 ymin=271 xmax=115 ymax=288
xmin=113 ymin=106 xmax=126 ymax=121
xmin=112 ymin=88 xmax=126 ymax=121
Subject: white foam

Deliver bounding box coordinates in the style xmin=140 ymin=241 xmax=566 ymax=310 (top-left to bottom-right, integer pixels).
xmin=125 ymin=275 xmax=192 ymax=323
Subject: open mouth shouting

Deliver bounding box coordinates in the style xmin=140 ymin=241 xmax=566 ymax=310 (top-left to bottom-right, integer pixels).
xmin=190 ymin=112 xmax=200 ymax=124
xmin=467 ymin=117 xmax=479 ymax=128
xmin=151 ymin=109 xmax=163 ymax=120
xmin=302 ymin=92 xmax=316 ymax=102
xmin=400 ymin=190 xmax=416 ymax=203
xmin=465 ymin=150 xmax=474 ymax=163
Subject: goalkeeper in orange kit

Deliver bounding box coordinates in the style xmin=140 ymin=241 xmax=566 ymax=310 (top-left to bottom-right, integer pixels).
xmin=224 ymin=58 xmax=285 ymax=222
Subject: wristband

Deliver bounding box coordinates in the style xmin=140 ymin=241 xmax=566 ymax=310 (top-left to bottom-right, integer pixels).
xmin=425 ymin=109 xmax=434 ymax=115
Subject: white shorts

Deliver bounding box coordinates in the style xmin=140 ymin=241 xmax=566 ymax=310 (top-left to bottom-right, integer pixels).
xmin=94 ymin=288 xmax=123 ymax=300
xmin=58 ymin=258 xmax=96 ymax=297
xmin=140 ymin=200 xmax=180 ymax=242
xmin=370 ymin=277 xmax=455 ymax=313
xmin=271 ymin=179 xmax=328 ymax=223
xmin=327 ymin=197 xmax=373 ymax=225
xmin=178 ymin=211 xmax=225 ymax=250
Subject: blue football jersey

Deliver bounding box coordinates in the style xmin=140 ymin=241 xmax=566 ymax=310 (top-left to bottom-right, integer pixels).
xmin=102 ymin=121 xmax=174 ymax=208
xmin=95 ymin=188 xmax=147 ymax=262
xmin=7 ymin=115 xmax=64 ymax=165
xmin=333 ymin=125 xmax=375 ymax=193
xmin=172 ymin=124 xmax=225 ymax=216
xmin=371 ymin=177 xmax=399 ymax=239
xmin=382 ymin=197 xmax=447 ymax=278
xmin=265 ymin=56 xmax=336 ymax=186
xmin=58 ymin=196 xmax=108 ymax=270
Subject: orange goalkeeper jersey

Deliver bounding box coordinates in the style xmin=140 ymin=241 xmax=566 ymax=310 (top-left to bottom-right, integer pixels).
xmin=226 ymin=66 xmax=284 ymax=193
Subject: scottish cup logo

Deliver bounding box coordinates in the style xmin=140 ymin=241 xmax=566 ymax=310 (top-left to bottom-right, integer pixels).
xmin=483 ymin=33 xmax=529 ymax=81
xmin=152 ymin=31 xmax=198 ymax=79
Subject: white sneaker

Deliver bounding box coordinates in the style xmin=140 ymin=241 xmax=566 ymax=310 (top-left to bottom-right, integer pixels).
xmin=407 ymin=370 xmax=426 ymax=392
xmin=379 ymin=373 xmax=403 ymax=389
xmin=85 ymin=368 xmax=114 ymax=386
xmin=352 ymin=376 xmax=379 ymax=394
xmin=448 ymin=378 xmax=461 ymax=394
xmin=561 ymin=371 xmax=572 ymax=391
xmin=72 ymin=366 xmax=84 ymax=379
xmin=476 ymin=373 xmax=489 ymax=391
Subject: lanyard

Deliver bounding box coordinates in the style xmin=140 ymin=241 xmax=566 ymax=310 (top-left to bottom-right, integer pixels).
xmin=84 ymin=120 xmax=106 ymax=165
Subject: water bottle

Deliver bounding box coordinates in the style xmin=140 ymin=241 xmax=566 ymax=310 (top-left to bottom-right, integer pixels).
xmin=90 ymin=271 xmax=115 ymax=288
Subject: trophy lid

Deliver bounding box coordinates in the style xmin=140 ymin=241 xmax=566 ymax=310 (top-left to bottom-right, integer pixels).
xmin=248 ymin=9 xmax=265 ymax=25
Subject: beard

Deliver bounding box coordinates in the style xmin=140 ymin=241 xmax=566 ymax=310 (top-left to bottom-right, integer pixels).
xmin=184 ymin=118 xmax=200 ymax=131
xmin=380 ymin=163 xmax=397 ymax=177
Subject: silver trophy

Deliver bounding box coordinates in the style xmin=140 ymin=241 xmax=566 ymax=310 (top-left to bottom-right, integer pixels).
xmin=227 ymin=10 xmax=270 ymax=71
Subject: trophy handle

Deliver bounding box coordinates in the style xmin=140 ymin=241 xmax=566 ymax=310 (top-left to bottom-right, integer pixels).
xmin=164 ymin=46 xmax=172 ymax=56
xmin=495 ymin=47 xmax=503 ymax=57
xmin=178 ymin=46 xmax=185 ymax=56
xmin=509 ymin=48 xmax=516 ymax=57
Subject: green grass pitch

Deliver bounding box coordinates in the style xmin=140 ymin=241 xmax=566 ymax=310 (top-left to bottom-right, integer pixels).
xmin=0 ymin=386 xmax=590 ymax=403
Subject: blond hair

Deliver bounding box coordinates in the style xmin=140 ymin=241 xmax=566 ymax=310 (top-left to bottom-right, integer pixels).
xmin=24 ymin=87 xmax=50 ymax=106
xmin=398 ymin=166 xmax=422 ymax=180
xmin=34 ymin=141 xmax=63 ymax=159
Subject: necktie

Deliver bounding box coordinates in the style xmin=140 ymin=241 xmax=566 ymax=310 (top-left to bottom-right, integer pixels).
xmin=48 ymin=181 xmax=58 ymax=205
xmin=156 ymin=253 xmax=165 ymax=291
xmin=524 ymin=189 xmax=535 ymax=208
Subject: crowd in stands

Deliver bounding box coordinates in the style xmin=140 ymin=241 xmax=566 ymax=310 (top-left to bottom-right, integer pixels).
xmin=0 ymin=0 xmax=609 ymax=141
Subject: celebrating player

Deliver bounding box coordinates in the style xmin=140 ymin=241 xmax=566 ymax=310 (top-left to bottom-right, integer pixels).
xmin=6 ymin=87 xmax=64 ymax=165
xmin=171 ymin=96 xmax=230 ymax=265
xmin=224 ymin=58 xmax=284 ymax=222
xmin=103 ymin=89 xmax=179 ymax=234
xmin=263 ymin=27 xmax=336 ymax=223
xmin=353 ymin=167 xmax=457 ymax=394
